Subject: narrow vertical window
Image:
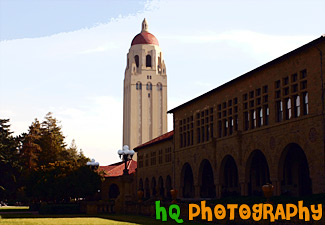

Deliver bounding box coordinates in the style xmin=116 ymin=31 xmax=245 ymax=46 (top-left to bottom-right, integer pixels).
xmin=210 ymin=123 xmax=213 ymax=138
xmin=223 ymin=119 xmax=228 ymax=137
xmin=206 ymin=125 xmax=209 ymax=141
xmin=218 ymin=121 xmax=222 ymax=138
xmin=257 ymin=107 xmax=263 ymax=127
xmin=234 ymin=115 xmax=238 ymax=131
xmin=134 ymin=55 xmax=139 ymax=67
xmin=201 ymin=126 xmax=205 ymax=141
xmin=244 ymin=112 xmax=249 ymax=131
xmin=229 ymin=117 xmax=233 ymax=135
xmin=251 ymin=110 xmax=256 ymax=129
xmin=197 ymin=128 xmax=201 ymax=143
xmin=146 ymin=55 xmax=152 ymax=67
xmin=303 ymin=92 xmax=309 ymax=115
xmin=264 ymin=105 xmax=269 ymax=125
xmin=285 ymin=98 xmax=292 ymax=120
xmin=276 ymin=100 xmax=283 ymax=122
xmin=294 ymin=95 xmax=300 ymax=117
xmin=187 ymin=131 xmax=190 ymax=146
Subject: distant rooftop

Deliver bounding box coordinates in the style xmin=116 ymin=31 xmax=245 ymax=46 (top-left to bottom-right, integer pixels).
xmin=98 ymin=159 xmax=137 ymax=177
xmin=134 ymin=130 xmax=174 ymax=151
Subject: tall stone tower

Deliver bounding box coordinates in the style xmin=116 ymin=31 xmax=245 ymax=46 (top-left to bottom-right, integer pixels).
xmin=123 ymin=19 xmax=167 ymax=152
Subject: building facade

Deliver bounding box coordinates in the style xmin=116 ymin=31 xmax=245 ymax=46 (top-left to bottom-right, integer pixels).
xmin=123 ymin=19 xmax=168 ymax=151
xmin=135 ymin=35 xmax=325 ymax=199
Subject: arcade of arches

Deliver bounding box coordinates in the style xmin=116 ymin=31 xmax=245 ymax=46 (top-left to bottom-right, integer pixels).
xmin=136 ymin=143 xmax=314 ymax=199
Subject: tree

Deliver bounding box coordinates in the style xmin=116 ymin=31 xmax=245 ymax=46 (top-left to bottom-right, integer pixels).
xmin=37 ymin=112 xmax=67 ymax=165
xmin=20 ymin=119 xmax=42 ymax=170
xmin=0 ymin=119 xmax=21 ymax=201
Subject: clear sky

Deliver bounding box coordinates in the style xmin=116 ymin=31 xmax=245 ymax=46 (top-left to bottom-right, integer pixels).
xmin=0 ymin=0 xmax=324 ymax=165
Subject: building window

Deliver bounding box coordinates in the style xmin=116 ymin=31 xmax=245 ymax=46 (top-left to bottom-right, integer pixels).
xmin=300 ymin=69 xmax=307 ymax=79
xmin=179 ymin=116 xmax=194 ymax=148
xmin=275 ymin=80 xmax=280 ymax=89
xmin=138 ymin=155 xmax=143 ymax=168
xmin=145 ymin=154 xmax=149 ymax=167
xmin=264 ymin=104 xmax=269 ymax=125
xmin=303 ymin=92 xmax=309 ymax=115
xmin=285 ymin=98 xmax=292 ymax=120
xmin=134 ymin=55 xmax=139 ymax=67
xmin=157 ymin=83 xmax=162 ymax=91
xmin=229 ymin=117 xmax=233 ymax=135
xmin=146 ymin=55 xmax=152 ymax=67
xmin=251 ymin=110 xmax=256 ymax=129
xmin=276 ymin=100 xmax=283 ymax=122
xmin=223 ymin=119 xmax=228 ymax=137
xmin=136 ymin=82 xmax=142 ymax=90
xmin=146 ymin=82 xmax=152 ymax=90
xmin=158 ymin=150 xmax=163 ymax=164
xmin=257 ymin=107 xmax=263 ymax=127
xmin=150 ymin=152 xmax=156 ymax=166
xmin=293 ymin=95 xmax=301 ymax=117
xmin=244 ymin=111 xmax=249 ymax=131
xmin=165 ymin=147 xmax=172 ymax=163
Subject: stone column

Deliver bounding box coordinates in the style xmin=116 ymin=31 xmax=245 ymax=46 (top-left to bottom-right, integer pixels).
xmin=194 ymin=185 xmax=200 ymax=199
xmin=215 ymin=183 xmax=222 ymax=198
xmin=240 ymin=182 xmax=248 ymax=196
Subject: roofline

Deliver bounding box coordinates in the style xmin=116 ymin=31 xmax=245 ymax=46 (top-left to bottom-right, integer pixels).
xmin=134 ymin=131 xmax=174 ymax=151
xmin=168 ymin=35 xmax=325 ymax=114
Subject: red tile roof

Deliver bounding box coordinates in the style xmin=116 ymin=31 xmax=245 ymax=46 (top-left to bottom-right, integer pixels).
xmin=99 ymin=160 xmax=137 ymax=177
xmin=131 ymin=31 xmax=159 ymax=46
xmin=134 ymin=130 xmax=174 ymax=151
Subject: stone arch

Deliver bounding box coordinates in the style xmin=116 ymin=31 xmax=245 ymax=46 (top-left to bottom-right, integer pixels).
xmin=180 ymin=162 xmax=195 ymax=198
xmin=158 ymin=176 xmax=164 ymax=198
xmin=219 ymin=155 xmax=239 ymax=197
xmin=151 ymin=177 xmax=157 ymax=197
xmin=146 ymin=82 xmax=152 ymax=90
xmin=157 ymin=82 xmax=162 ymax=91
xmin=145 ymin=178 xmax=150 ymax=198
xmin=166 ymin=175 xmax=172 ymax=199
xmin=108 ymin=183 xmax=120 ymax=199
xmin=278 ymin=143 xmax=311 ymax=196
xmin=146 ymin=54 xmax=152 ymax=67
xmin=198 ymin=159 xmax=216 ymax=198
xmin=134 ymin=55 xmax=139 ymax=67
xmin=136 ymin=81 xmax=142 ymax=90
xmin=139 ymin=178 xmax=143 ymax=191
xmin=246 ymin=150 xmax=270 ymax=196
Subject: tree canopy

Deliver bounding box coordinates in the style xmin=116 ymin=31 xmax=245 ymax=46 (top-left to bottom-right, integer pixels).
xmin=0 ymin=113 xmax=102 ymax=204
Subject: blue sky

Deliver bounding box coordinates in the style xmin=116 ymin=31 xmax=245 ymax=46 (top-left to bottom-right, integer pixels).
xmin=0 ymin=0 xmax=324 ymax=165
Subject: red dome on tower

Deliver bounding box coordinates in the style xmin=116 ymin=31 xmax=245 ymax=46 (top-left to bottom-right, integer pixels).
xmin=131 ymin=18 xmax=159 ymax=46
xmin=131 ymin=32 xmax=159 ymax=46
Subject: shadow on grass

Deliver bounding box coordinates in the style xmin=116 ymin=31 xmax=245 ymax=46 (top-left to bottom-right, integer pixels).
xmin=0 ymin=213 xmax=203 ymax=225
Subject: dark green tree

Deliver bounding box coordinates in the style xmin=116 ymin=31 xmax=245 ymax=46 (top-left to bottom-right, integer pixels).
xmin=0 ymin=119 xmax=21 ymax=201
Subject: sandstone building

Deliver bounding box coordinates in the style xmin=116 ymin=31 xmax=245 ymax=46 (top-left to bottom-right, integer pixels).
xmin=101 ymin=20 xmax=325 ymax=207
xmin=123 ymin=19 xmax=167 ymax=151
xmin=135 ymin=35 xmax=325 ymax=199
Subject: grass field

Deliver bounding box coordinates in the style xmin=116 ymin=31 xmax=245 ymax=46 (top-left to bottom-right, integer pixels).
xmin=0 ymin=206 xmax=30 ymax=212
xmin=0 ymin=212 xmax=202 ymax=225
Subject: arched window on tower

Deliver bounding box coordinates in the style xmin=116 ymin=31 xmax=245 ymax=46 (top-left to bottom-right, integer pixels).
xmin=134 ymin=55 xmax=139 ymax=68
xmin=157 ymin=83 xmax=162 ymax=91
xmin=146 ymin=82 xmax=152 ymax=90
xmin=146 ymin=55 xmax=152 ymax=67
xmin=136 ymin=82 xmax=142 ymax=90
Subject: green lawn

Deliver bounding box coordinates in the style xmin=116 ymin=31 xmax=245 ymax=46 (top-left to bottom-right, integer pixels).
xmin=0 ymin=214 xmax=202 ymax=225
xmin=0 ymin=206 xmax=30 ymax=212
